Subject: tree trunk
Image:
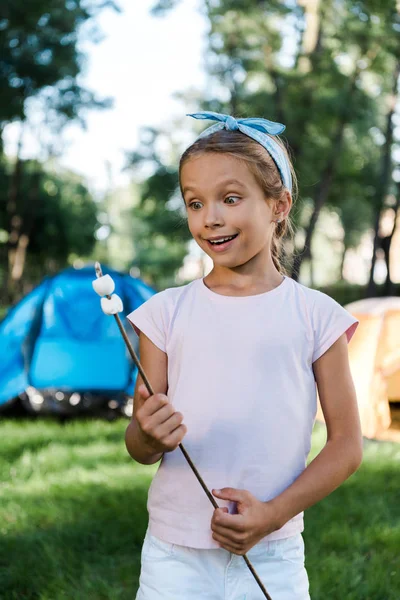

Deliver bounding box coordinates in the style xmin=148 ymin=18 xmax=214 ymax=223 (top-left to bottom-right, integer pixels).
xmin=296 ymin=0 xmax=322 ymax=74
xmin=291 ymin=49 xmax=376 ymax=282
xmin=366 ymin=60 xmax=400 ymax=297
xmin=262 ymin=42 xmax=286 ymax=125
xmin=229 ymin=77 xmax=239 ymax=115
xmin=291 ymin=115 xmax=346 ymax=280
xmin=10 ymin=170 xmax=41 ymax=288
xmin=339 ymin=241 xmax=347 ymax=280
xmin=383 ymin=188 xmax=400 ymax=296
xmin=4 ymin=126 xmax=24 ymax=302
xmin=292 ymin=0 xmax=325 ymax=159
xmin=309 ymin=247 xmax=315 ymax=287
xmin=270 ymin=69 xmax=285 ymax=125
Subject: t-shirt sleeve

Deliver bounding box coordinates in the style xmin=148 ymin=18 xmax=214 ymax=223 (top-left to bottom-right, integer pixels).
xmin=126 ymin=291 xmax=169 ymax=353
xmin=312 ymin=291 xmax=359 ymax=363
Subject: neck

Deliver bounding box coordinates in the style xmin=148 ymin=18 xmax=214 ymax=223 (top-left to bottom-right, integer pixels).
xmin=205 ymin=253 xmax=283 ymax=294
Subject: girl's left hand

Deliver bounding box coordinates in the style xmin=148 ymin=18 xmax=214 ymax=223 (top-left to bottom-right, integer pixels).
xmin=211 ymin=488 xmax=280 ymax=555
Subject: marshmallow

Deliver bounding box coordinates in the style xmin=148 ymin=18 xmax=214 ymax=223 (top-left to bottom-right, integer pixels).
xmin=92 ymin=274 xmax=115 ymax=297
xmin=100 ymin=294 xmax=123 ymax=315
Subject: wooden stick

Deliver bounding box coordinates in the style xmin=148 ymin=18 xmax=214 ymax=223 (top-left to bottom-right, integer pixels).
xmin=95 ymin=263 xmax=273 ymax=600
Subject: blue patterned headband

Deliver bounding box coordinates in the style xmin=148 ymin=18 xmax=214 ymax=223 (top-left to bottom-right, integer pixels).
xmin=187 ymin=111 xmax=292 ymax=191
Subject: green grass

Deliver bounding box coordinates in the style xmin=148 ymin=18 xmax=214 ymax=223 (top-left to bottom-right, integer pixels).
xmin=305 ymin=426 xmax=400 ymax=599
xmin=0 ymin=419 xmax=399 ymax=599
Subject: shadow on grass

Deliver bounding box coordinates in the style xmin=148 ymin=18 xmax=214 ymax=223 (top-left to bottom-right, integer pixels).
xmin=0 ymin=480 xmax=149 ymax=600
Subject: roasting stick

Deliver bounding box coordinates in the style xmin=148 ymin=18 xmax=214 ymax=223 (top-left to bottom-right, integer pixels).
xmin=93 ymin=262 xmax=273 ymax=600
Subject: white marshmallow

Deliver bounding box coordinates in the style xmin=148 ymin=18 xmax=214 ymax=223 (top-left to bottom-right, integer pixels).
xmin=92 ymin=274 xmax=115 ymax=297
xmin=100 ymin=294 xmax=124 ymax=315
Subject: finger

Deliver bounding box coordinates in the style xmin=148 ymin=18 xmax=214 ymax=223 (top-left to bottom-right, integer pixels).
xmin=143 ymin=402 xmax=174 ymax=424
xmin=155 ymin=411 xmax=185 ymax=440
xmin=161 ymin=424 xmax=187 ymax=450
xmin=212 ymin=488 xmax=247 ymax=503
xmin=141 ymin=393 xmax=170 ymax=417
xmin=212 ymin=532 xmax=243 ymax=554
xmin=138 ymin=384 xmax=151 ymax=400
xmin=212 ymin=521 xmax=246 ymax=541
xmin=212 ymin=511 xmax=245 ymax=532
xmin=212 ymin=507 xmax=228 ymax=521
xmin=141 ymin=408 xmax=181 ymax=440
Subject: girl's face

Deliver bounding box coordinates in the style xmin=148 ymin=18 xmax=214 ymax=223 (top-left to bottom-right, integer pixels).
xmin=181 ymin=152 xmax=283 ymax=270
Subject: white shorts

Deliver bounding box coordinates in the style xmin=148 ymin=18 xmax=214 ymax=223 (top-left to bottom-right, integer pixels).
xmin=135 ymin=529 xmax=310 ymax=600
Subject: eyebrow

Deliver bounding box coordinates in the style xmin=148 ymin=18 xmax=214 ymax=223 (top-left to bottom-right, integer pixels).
xmin=182 ymin=179 xmax=247 ymax=196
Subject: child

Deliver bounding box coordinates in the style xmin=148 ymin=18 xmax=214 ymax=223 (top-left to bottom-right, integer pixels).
xmin=125 ymin=111 xmax=363 ymax=600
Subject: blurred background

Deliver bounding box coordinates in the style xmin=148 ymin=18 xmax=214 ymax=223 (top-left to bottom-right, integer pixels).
xmin=2 ymin=0 xmax=400 ymax=303
xmin=0 ymin=1 xmax=399 ymax=599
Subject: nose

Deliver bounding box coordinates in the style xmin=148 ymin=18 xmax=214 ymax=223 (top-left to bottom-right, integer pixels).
xmin=204 ymin=203 xmax=224 ymax=228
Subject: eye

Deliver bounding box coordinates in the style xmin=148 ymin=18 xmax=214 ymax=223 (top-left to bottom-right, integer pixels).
xmin=224 ymin=196 xmax=240 ymax=204
xmin=188 ymin=201 xmax=203 ymax=211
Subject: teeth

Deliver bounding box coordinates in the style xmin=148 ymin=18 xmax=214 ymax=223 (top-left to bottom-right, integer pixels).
xmin=209 ymin=235 xmax=235 ymax=244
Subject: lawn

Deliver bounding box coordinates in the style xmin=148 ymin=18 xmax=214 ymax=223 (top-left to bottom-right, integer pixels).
xmin=0 ymin=418 xmax=398 ymax=599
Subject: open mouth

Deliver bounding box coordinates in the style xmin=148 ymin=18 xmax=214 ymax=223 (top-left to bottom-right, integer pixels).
xmin=207 ymin=234 xmax=238 ymax=246
xmin=205 ymin=233 xmax=239 ymax=252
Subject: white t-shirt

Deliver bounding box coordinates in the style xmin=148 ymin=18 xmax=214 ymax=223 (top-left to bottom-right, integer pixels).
xmin=127 ymin=275 xmax=358 ymax=549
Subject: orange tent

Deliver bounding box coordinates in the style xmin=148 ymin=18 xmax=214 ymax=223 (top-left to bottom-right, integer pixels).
xmin=317 ymin=297 xmax=400 ymax=439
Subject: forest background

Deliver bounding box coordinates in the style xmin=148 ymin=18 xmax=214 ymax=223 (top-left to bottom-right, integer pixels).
xmin=1 ymin=0 xmax=400 ymax=310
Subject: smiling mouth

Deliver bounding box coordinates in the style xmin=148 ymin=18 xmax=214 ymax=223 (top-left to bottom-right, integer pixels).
xmin=206 ymin=234 xmax=238 ymax=246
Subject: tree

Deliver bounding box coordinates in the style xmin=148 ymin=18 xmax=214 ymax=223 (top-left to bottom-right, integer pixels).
xmin=0 ymin=158 xmax=98 ymax=301
xmin=148 ymin=0 xmax=400 ymax=290
xmin=0 ymin=0 xmax=118 ymax=300
xmin=366 ymin=59 xmax=400 ymax=296
xmin=0 ymin=0 xmax=117 ymax=128
xmin=126 ymin=128 xmax=191 ymax=289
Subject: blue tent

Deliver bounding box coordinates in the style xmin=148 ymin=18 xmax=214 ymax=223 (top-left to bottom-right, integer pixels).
xmin=0 ymin=265 xmax=155 ymax=410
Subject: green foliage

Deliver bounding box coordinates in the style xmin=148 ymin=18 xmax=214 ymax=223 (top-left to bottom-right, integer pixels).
xmin=319 ymin=281 xmax=400 ymax=306
xmin=0 ymin=0 xmax=116 ymax=126
xmin=127 ymin=129 xmax=192 ymax=288
xmin=201 ymin=0 xmax=398 ymax=202
xmin=0 ymin=158 xmax=99 ymax=282
xmin=136 ymin=0 xmax=400 ymax=287
xmin=131 ymin=176 xmax=190 ymax=289
xmin=0 ymin=0 xmax=115 ymax=299
xmin=32 ymin=168 xmax=99 ymax=264
xmin=96 ymin=184 xmax=139 ymax=272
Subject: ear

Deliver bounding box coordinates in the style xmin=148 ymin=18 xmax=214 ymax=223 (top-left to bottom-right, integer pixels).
xmin=275 ymin=190 xmax=292 ymax=220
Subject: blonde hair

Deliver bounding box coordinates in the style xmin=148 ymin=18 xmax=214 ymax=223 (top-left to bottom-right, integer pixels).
xmin=179 ymin=130 xmax=297 ymax=275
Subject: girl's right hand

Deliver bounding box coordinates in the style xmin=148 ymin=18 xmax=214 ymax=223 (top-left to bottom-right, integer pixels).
xmin=136 ymin=384 xmax=187 ymax=453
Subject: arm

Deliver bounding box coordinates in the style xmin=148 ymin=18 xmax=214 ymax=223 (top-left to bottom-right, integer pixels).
xmin=211 ymin=333 xmax=363 ymax=554
xmin=269 ymin=332 xmax=363 ymax=528
xmin=125 ymin=331 xmax=167 ymax=465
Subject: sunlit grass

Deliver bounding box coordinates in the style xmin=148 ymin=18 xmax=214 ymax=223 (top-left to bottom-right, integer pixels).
xmin=0 ymin=419 xmax=155 ymax=600
xmin=0 ymin=419 xmax=399 ymax=599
